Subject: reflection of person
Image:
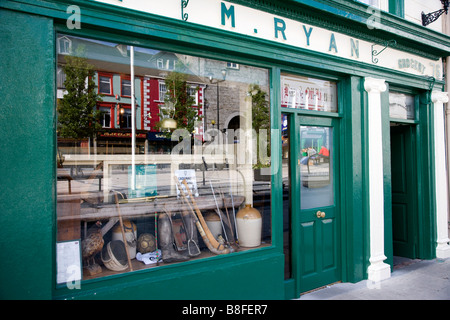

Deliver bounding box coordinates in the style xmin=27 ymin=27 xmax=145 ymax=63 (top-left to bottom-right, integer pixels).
xmin=307 ymin=147 xmax=316 ymax=156
xmin=319 ymin=145 xmax=329 ymax=157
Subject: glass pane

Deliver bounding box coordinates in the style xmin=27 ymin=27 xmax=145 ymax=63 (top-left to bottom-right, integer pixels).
xmin=56 ymin=33 xmax=271 ymax=283
xmin=121 ymin=79 xmax=131 ymax=96
xmin=281 ymin=73 xmax=337 ymax=112
xmin=99 ymin=76 xmax=111 ymax=94
xmin=389 ymin=92 xmax=415 ymax=120
xmin=300 ymin=126 xmax=333 ymax=209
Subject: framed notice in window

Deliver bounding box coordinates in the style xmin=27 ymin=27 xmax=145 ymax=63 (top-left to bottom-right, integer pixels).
xmin=56 ymin=240 xmax=82 ymax=284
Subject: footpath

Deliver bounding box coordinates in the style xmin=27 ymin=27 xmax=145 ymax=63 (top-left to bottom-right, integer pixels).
xmin=299 ymin=257 xmax=450 ymax=300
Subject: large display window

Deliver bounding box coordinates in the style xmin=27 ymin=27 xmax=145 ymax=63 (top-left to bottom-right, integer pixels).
xmin=56 ymin=34 xmax=272 ymax=283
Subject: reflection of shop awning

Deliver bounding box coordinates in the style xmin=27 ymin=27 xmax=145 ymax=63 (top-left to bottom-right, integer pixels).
xmin=147 ymin=132 xmax=169 ymax=141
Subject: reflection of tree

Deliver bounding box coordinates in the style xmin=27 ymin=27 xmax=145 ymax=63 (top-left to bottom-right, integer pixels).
xmin=58 ymin=49 xmax=103 ymax=140
xmin=249 ymin=84 xmax=270 ymax=168
xmin=156 ymin=71 xmax=201 ymax=136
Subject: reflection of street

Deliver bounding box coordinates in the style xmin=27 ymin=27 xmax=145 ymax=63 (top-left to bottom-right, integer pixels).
xmin=300 ymin=160 xmax=332 ymax=210
xmin=57 ymin=164 xmax=270 ymax=204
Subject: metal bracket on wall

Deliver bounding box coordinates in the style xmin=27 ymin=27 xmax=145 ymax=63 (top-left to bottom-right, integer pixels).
xmin=371 ymin=40 xmax=397 ymax=64
xmin=181 ymin=0 xmax=189 ymax=21
xmin=428 ymin=76 xmax=436 ymax=92
xmin=421 ymin=0 xmax=449 ymax=26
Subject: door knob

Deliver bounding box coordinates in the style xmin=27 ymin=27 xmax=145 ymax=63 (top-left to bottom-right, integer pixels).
xmin=316 ymin=211 xmax=326 ymax=218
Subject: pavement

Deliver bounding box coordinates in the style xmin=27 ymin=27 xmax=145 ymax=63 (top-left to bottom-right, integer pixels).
xmin=298 ymin=257 xmax=450 ymax=300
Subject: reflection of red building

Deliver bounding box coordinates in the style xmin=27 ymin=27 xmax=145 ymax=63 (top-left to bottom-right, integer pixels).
xmin=142 ymin=76 xmax=205 ymax=139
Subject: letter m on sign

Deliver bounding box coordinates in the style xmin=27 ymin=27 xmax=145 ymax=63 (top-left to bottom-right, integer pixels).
xmin=221 ymin=2 xmax=235 ymax=27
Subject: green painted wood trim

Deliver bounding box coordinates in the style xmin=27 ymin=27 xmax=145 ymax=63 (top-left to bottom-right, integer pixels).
xmin=0 ymin=8 xmax=56 ymax=299
xmin=1 ymin=0 xmax=444 ymax=92
xmin=56 ymin=251 xmax=285 ymax=300
xmin=389 ymin=0 xmax=405 ymax=18
xmin=421 ymin=91 xmax=437 ymax=259
xmin=270 ymin=67 xmax=284 ymax=253
xmin=341 ymin=76 xmax=367 ymax=282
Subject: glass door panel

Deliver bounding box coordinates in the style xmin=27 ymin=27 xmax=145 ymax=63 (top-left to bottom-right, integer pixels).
xmin=300 ymin=126 xmax=333 ymax=209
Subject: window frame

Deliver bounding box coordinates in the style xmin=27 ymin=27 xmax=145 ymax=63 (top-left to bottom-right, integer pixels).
xmin=120 ymin=75 xmax=132 ymax=98
xmin=98 ymin=72 xmax=114 ymax=96
xmin=98 ymin=102 xmax=115 ymax=128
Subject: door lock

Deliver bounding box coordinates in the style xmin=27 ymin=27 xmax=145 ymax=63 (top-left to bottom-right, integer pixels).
xmin=316 ymin=210 xmax=326 ymax=218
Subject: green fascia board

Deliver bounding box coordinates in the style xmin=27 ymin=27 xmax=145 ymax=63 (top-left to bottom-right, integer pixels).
xmin=3 ymin=0 xmax=450 ymax=63
xmin=3 ymin=0 xmax=441 ymax=92
xmin=229 ymin=0 xmax=450 ymax=59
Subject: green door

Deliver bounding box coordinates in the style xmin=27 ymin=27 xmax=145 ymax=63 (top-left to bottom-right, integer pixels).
xmin=294 ymin=116 xmax=341 ymax=294
xmin=390 ymin=125 xmax=417 ymax=258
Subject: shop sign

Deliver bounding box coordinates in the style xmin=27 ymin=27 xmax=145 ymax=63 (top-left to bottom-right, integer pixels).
xmin=93 ymin=0 xmax=442 ymax=79
xmin=281 ymin=75 xmax=337 ymax=112
xmin=99 ymin=131 xmax=147 ymax=139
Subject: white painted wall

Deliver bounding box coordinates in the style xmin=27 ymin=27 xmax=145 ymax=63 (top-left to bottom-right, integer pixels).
xmin=404 ymin=0 xmax=443 ymax=32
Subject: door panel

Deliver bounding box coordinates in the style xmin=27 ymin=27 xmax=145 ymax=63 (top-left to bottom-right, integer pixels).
xmin=296 ymin=118 xmax=340 ymax=293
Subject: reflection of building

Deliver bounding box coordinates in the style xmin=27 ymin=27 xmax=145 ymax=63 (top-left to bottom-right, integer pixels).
xmin=57 ymin=35 xmax=270 ymax=153
xmin=56 ymin=35 xmax=207 ymax=154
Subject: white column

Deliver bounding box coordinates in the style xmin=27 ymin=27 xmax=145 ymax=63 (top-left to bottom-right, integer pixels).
xmin=364 ymin=77 xmax=391 ymax=282
xmin=432 ymin=91 xmax=450 ymax=259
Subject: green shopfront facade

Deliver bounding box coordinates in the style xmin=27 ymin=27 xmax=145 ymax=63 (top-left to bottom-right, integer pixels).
xmin=1 ymin=0 xmax=450 ymax=300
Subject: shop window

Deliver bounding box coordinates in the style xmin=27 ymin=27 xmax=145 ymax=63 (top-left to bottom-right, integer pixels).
xmin=55 ymin=34 xmax=272 ymax=284
xmin=280 ymin=73 xmax=338 ymax=112
xmin=389 ymin=92 xmax=415 ymax=120
xmin=98 ymin=73 xmax=113 ymax=95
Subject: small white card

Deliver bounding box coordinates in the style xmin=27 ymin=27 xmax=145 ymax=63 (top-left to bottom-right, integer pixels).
xmin=56 ymin=240 xmax=82 ymax=284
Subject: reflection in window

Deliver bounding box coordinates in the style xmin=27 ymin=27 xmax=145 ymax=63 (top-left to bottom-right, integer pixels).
xmin=300 ymin=126 xmax=333 ymax=210
xmin=55 ymin=34 xmax=272 ymax=283
xmin=389 ymin=92 xmax=415 ymax=120
xmin=281 ymin=73 xmax=337 ymax=112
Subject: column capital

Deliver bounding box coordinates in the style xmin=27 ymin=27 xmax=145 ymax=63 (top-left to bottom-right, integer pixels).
xmin=364 ymin=77 xmax=386 ymax=94
xmin=431 ymin=91 xmax=449 ymax=104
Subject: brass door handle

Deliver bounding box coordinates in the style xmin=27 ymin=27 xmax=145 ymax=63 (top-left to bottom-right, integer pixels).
xmin=316 ymin=211 xmax=326 ymax=218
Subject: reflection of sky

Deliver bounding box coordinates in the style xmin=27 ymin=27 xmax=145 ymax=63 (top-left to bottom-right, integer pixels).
xmin=69 ymin=34 xmax=160 ymax=55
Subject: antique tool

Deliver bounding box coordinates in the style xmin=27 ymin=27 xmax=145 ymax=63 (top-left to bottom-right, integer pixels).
xmin=175 ymin=177 xmax=233 ymax=255
xmin=229 ymin=179 xmax=239 ymax=244
xmin=180 ymin=206 xmax=201 ymax=257
xmin=209 ymin=180 xmax=230 ymax=245
xmin=219 ymin=187 xmax=233 ymax=238
xmin=113 ymin=192 xmax=133 ymax=271
xmin=159 ymin=207 xmax=189 ymax=263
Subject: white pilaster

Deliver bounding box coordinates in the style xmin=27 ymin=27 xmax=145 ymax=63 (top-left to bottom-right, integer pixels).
xmin=431 ymin=91 xmax=450 ymax=259
xmin=364 ymin=77 xmax=391 ymax=282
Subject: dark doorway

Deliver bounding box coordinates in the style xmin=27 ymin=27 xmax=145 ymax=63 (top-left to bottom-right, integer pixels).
xmin=390 ymin=124 xmax=418 ymax=259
